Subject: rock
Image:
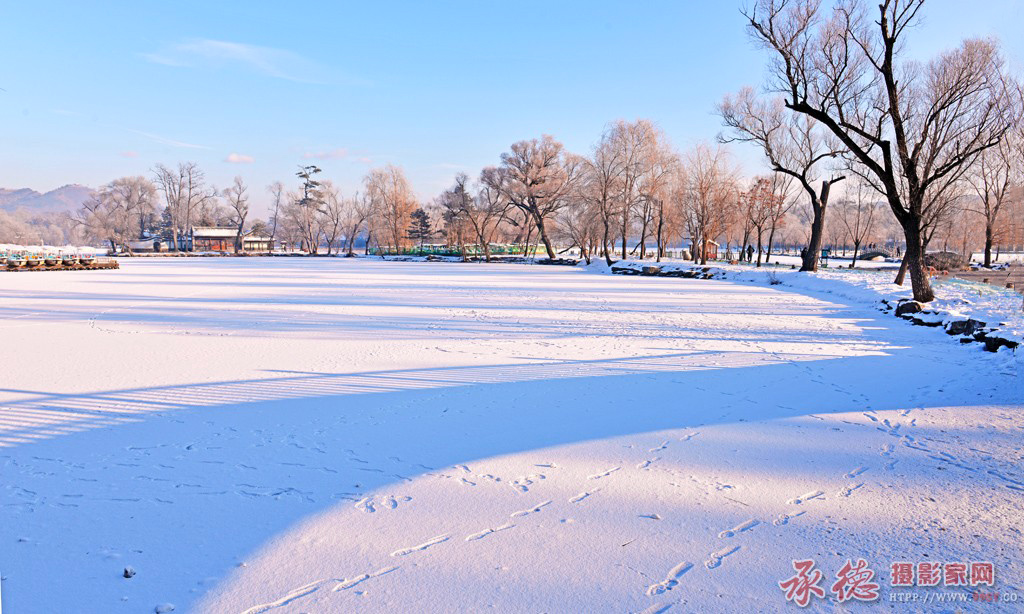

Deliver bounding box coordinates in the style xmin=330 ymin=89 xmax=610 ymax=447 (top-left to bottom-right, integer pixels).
xmin=895 ymin=300 xmax=924 ymax=317
xmin=982 ymin=334 xmax=1019 ymax=353
xmin=944 ymin=319 xmax=987 ymax=336
xmin=123 ymin=567 xmax=136 ymax=579
xmin=641 ymin=265 xmax=662 ymax=276
xmin=154 ymin=605 xmax=175 ymax=613
xmin=924 ymin=251 xmax=967 ymax=271
xmin=910 ymin=312 xmax=944 ymax=327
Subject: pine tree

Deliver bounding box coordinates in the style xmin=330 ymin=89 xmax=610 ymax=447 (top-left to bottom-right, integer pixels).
xmin=406 ymin=208 xmax=433 ymax=255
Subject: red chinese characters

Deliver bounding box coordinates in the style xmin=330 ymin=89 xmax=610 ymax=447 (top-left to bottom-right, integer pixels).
xmin=890 ymin=562 xmax=914 ymax=587
xmin=779 ymin=559 xmax=826 ymax=607
xmin=970 ymin=562 xmax=995 ymax=586
xmin=831 ymin=558 xmax=880 ymax=602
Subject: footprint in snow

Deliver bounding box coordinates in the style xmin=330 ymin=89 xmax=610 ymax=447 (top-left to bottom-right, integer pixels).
xmin=718 ymin=519 xmax=759 ymax=538
xmin=787 ymin=490 xmax=824 ymax=505
xmin=705 ymin=546 xmax=740 ymax=569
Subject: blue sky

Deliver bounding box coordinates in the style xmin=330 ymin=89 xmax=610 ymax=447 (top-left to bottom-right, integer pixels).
xmin=2 ymin=1 xmax=1022 ymax=216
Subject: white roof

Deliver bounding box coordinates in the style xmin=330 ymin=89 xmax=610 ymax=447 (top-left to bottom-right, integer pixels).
xmin=192 ymin=227 xmax=238 ymax=238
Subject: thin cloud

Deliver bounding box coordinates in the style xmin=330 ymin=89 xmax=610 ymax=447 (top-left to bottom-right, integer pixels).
xmin=225 ymin=153 xmax=254 ymax=164
xmin=128 ymin=128 xmax=210 ymax=150
xmin=143 ymin=39 xmax=332 ymax=84
xmin=302 ymin=148 xmax=349 ymax=160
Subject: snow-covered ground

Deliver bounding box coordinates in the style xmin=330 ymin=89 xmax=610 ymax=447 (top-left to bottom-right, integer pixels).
xmin=0 ymin=258 xmax=1020 ymax=613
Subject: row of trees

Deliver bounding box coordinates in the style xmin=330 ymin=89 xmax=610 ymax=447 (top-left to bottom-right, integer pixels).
xmin=733 ymin=0 xmax=1022 ymax=302
xmin=56 ymin=0 xmax=1024 ymax=304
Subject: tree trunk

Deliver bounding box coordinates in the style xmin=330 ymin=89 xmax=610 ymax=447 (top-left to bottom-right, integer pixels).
xmin=603 ymin=218 xmax=614 ymax=265
xmin=983 ymin=223 xmax=993 ymax=268
xmin=655 ymin=212 xmax=664 ymax=263
xmin=894 ymin=215 xmax=935 ymax=302
xmin=755 ymin=228 xmax=763 ymax=267
xmin=535 ymin=214 xmax=557 ymax=260
xmin=801 ymin=198 xmax=825 ymax=272
xmin=766 ymin=225 xmax=777 ymax=264
xmin=620 ymin=220 xmax=628 ymax=260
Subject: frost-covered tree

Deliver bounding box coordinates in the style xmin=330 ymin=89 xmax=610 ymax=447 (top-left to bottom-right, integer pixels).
xmin=744 ymin=0 xmax=1018 ymax=301
xmin=223 ymin=176 xmax=249 ymax=253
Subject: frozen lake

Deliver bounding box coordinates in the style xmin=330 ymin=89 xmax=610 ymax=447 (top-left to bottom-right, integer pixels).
xmin=0 ymin=258 xmax=1020 ymax=612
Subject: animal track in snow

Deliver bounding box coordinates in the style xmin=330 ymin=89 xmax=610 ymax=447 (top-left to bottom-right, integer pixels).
xmin=390 ymin=534 xmax=450 ymax=557
xmin=838 ymin=483 xmax=864 ymax=497
xmin=718 ymin=519 xmax=759 ymax=538
xmin=241 ymin=580 xmax=322 ymax=613
xmin=705 ymin=545 xmax=740 ymax=569
xmin=773 ymin=511 xmax=806 ymax=526
xmin=589 ymin=466 xmax=621 ymax=480
xmin=637 ymin=458 xmax=658 ymax=470
xmin=465 ymin=523 xmax=515 ymax=541
xmin=845 ymin=466 xmax=868 ymax=478
xmin=353 ymin=495 xmax=411 ymax=513
xmin=787 ymin=490 xmax=824 ymax=505
xmin=332 ymin=566 xmax=398 ymax=591
xmin=509 ymin=474 xmax=545 ymax=492
xmin=510 ymin=500 xmax=552 ymax=518
xmin=569 ymin=489 xmax=600 ymax=504
xmin=649 ymin=441 xmax=669 ymax=453
xmin=645 ymin=561 xmax=693 ymax=596
xmin=679 ymin=432 xmax=700 ymax=442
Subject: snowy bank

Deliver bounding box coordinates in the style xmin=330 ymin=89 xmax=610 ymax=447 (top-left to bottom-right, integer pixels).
xmin=606 ymin=259 xmax=1023 ymax=363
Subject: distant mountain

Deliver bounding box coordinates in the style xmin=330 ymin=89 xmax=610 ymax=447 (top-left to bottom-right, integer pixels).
xmin=0 ymin=184 xmax=94 ymax=213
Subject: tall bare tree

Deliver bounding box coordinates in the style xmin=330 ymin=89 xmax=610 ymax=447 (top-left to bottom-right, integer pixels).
xmin=719 ymin=88 xmax=844 ymax=271
xmin=365 ymin=165 xmax=417 ymax=253
xmin=837 ymin=178 xmax=880 ymax=267
xmin=493 ymin=135 xmax=583 ymax=260
xmin=152 ymin=162 xmax=214 ymax=251
xmin=439 ymin=170 xmax=512 ymax=262
xmin=679 ymin=144 xmax=738 ymax=265
xmin=223 ymin=176 xmax=249 ymax=253
xmin=744 ymin=0 xmax=1018 ymax=301
xmin=74 ymin=176 xmax=156 ymax=252
xmin=319 ymin=180 xmax=346 ymax=255
xmin=266 ymin=181 xmax=285 ymax=247
xmin=965 ymin=113 xmax=1022 ymax=267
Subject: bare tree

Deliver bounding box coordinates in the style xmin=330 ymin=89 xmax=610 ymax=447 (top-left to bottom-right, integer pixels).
xmin=837 ymin=178 xmax=880 ymax=266
xmin=494 ymin=135 xmax=584 ymax=259
xmin=719 ymin=88 xmax=843 ymax=271
xmin=745 ymin=0 xmax=1018 ymax=301
xmin=152 ymin=162 xmax=214 ymax=251
xmin=365 ymin=165 xmax=417 ymax=253
xmin=585 ymin=125 xmax=628 ymax=264
xmin=266 ymin=181 xmax=285 ymax=247
xmin=741 ymin=176 xmax=786 ymax=267
xmin=440 ymin=170 xmax=512 ymax=262
xmin=74 ymin=176 xmax=156 ymax=252
xmin=679 ymin=144 xmax=738 ymax=265
xmin=340 ymin=192 xmax=371 ymax=256
xmin=965 ymin=111 xmax=1022 ymax=267
xmin=319 ymin=180 xmax=345 ymax=255
xmin=223 ymin=176 xmax=249 ymax=253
